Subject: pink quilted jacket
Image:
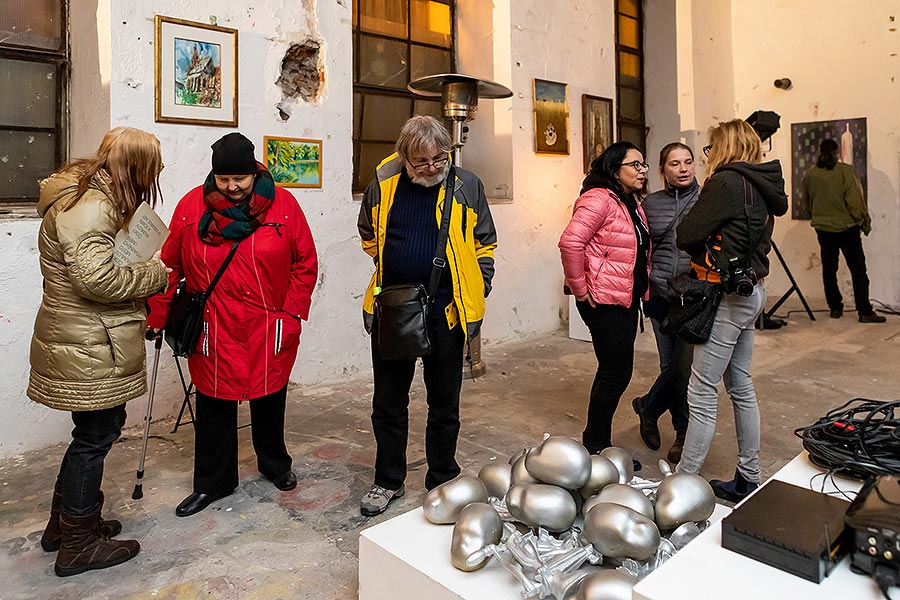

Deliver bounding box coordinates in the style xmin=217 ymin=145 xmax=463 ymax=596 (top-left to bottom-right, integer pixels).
xmin=558 ymin=187 xmax=651 ymax=307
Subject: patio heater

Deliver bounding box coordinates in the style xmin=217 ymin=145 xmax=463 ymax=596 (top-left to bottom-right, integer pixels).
xmin=408 ymin=73 xmax=512 ymax=378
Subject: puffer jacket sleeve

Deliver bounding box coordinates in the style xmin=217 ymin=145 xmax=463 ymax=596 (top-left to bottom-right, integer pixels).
xmin=358 ymin=178 xmax=379 ymax=259
xmin=282 ymin=196 xmax=319 ymax=321
xmin=145 ymin=192 xmax=193 ymax=330
xmin=56 ymin=196 xmax=167 ymax=304
xmin=470 ymin=177 xmax=497 ymax=296
xmin=559 ymin=190 xmax=610 ymax=299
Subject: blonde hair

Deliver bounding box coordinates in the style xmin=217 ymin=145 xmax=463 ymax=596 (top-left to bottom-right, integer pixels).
xmin=60 ymin=127 xmax=163 ymax=228
xmin=705 ymin=119 xmax=762 ymax=175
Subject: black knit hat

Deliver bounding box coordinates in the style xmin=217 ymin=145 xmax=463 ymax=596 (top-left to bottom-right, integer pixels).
xmin=211 ymin=133 xmax=257 ymax=174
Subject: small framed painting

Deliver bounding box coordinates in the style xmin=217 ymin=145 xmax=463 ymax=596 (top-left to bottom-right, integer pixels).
xmin=533 ymin=79 xmax=570 ymax=155
xmin=582 ymin=95 xmax=614 ymax=172
xmin=264 ymin=136 xmax=323 ymax=189
xmin=154 ymin=15 xmax=238 ymax=127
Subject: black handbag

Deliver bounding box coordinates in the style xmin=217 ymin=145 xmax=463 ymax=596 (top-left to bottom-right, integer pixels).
xmin=164 ymin=241 xmax=240 ymax=358
xmin=660 ymin=273 xmax=723 ymax=344
xmin=373 ymin=167 xmax=454 ymax=361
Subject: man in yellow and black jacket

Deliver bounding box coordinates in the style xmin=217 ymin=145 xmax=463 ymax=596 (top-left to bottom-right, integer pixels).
xmin=356 ymin=116 xmax=497 ymax=516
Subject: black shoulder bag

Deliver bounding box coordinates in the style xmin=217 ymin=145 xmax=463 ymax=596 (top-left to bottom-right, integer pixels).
xmin=164 ymin=241 xmax=240 ymax=358
xmin=373 ymin=167 xmax=454 ymax=361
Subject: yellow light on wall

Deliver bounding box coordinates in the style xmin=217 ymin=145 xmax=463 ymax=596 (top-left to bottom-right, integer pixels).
xmin=428 ymin=2 xmax=451 ymax=36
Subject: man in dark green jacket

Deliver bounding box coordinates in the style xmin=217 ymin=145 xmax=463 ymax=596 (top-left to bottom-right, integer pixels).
xmin=802 ymin=139 xmax=884 ymax=322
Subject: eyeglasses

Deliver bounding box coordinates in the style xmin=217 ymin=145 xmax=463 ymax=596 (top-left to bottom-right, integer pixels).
xmin=703 ymin=145 xmax=712 ymax=157
xmin=408 ymin=156 xmax=449 ymax=171
xmin=621 ymin=160 xmax=650 ymax=172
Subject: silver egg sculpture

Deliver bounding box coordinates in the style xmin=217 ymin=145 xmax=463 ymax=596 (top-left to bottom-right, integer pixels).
xmin=509 ymin=452 xmax=541 ymax=485
xmin=585 ymin=483 xmax=654 ymax=520
xmin=575 ymin=569 xmax=639 ymax=600
xmin=506 ymin=483 xmax=577 ymax=532
xmin=584 ymin=503 xmax=661 ymax=561
xmin=579 ymin=455 xmax=621 ymax=499
xmin=524 ymin=436 xmax=591 ymax=489
xmin=599 ymin=447 xmax=633 ymax=483
xmin=450 ymin=502 xmax=503 ymax=571
xmin=478 ymin=463 xmax=512 ymax=498
xmin=653 ymin=472 xmax=715 ymax=530
xmin=422 ymin=475 xmax=489 ymax=524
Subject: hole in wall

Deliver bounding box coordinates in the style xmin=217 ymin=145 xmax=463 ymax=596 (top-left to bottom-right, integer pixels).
xmin=275 ymin=39 xmax=322 ymax=120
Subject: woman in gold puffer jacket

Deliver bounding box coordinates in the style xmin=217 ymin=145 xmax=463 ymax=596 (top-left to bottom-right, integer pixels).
xmin=28 ymin=127 xmax=168 ymax=577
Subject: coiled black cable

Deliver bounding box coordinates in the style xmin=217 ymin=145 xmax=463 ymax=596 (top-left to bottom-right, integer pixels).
xmin=794 ymin=398 xmax=900 ymax=480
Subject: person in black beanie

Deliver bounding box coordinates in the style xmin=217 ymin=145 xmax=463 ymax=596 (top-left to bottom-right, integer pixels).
xmin=147 ymin=132 xmax=318 ymax=517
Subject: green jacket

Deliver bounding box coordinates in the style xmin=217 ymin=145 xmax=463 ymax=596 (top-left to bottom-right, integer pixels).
xmin=357 ymin=154 xmax=497 ymax=342
xmin=28 ymin=171 xmax=167 ymax=411
xmin=801 ymin=163 xmax=870 ymax=234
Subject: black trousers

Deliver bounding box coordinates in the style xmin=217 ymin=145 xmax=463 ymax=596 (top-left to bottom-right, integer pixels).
xmin=371 ymin=319 xmax=464 ymax=491
xmin=575 ymin=300 xmax=639 ymax=453
xmin=57 ymin=404 xmax=126 ymax=515
xmin=816 ymin=226 xmax=873 ymax=315
xmin=640 ymin=304 xmax=692 ymax=433
xmin=193 ymin=386 xmax=292 ymax=494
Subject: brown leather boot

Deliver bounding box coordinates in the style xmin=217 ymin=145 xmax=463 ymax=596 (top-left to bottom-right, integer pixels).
xmin=41 ymin=485 xmax=123 ymax=552
xmin=54 ymin=511 xmax=139 ymax=577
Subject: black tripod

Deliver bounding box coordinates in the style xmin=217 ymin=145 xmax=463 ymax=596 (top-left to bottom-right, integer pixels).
xmin=759 ymin=241 xmax=815 ymax=328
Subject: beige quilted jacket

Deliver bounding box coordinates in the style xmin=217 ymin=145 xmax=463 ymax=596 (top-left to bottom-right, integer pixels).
xmin=28 ymin=170 xmax=168 ymax=411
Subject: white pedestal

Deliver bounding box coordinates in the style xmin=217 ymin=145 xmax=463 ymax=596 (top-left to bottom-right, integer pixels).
xmin=568 ymin=296 xmax=590 ymax=342
xmin=633 ymin=453 xmax=883 ymax=600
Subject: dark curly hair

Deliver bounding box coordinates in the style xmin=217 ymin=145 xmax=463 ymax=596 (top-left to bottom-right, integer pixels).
xmin=816 ymin=138 xmax=839 ymax=170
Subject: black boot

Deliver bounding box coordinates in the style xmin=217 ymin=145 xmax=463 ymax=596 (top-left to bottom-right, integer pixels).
xmin=667 ymin=431 xmax=686 ymax=464
xmin=709 ymin=469 xmax=759 ymax=503
xmin=632 ymin=397 xmax=661 ymax=450
xmin=41 ymin=484 xmax=122 ymax=552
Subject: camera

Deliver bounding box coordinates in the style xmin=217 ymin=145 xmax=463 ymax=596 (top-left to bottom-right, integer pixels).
xmin=720 ymin=257 xmax=757 ymax=296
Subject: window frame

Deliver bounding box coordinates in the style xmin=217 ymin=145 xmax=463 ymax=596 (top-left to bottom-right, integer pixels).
xmin=614 ymin=0 xmax=646 ymax=151
xmin=352 ymin=0 xmax=456 ymax=192
xmin=0 ymin=1 xmax=69 ymax=208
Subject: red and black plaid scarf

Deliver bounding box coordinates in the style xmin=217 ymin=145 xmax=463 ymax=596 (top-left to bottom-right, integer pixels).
xmin=198 ymin=162 xmax=276 ymax=244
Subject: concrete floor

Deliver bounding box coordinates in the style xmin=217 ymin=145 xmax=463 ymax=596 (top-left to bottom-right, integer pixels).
xmin=1 ymin=301 xmax=898 ymax=599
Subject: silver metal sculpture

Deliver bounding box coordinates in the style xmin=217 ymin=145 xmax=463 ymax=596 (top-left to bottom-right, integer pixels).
xmin=574 ymin=569 xmax=639 ymax=600
xmin=510 ymin=452 xmax=541 ymax=485
xmin=525 ymin=436 xmax=592 ymax=490
xmin=451 ymin=502 xmax=503 ymax=571
xmin=578 ymin=455 xmax=620 ymax=499
xmin=583 ymin=483 xmax=654 ymax=520
xmin=506 ymin=483 xmax=578 ymax=532
xmin=653 ymin=473 xmax=715 ymax=530
xmin=422 ymin=474 xmax=489 ymax=524
xmin=478 ymin=463 xmax=512 ymax=498
xmin=598 ymin=447 xmax=633 ymax=483
xmin=584 ymin=503 xmax=661 ymax=561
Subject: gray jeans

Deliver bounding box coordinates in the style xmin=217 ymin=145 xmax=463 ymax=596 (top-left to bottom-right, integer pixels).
xmin=676 ymin=283 xmax=766 ymax=482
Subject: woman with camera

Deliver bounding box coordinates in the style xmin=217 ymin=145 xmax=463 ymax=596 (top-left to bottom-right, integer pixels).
xmin=632 ymin=142 xmax=700 ymax=465
xmin=673 ymin=120 xmax=788 ymax=502
xmin=559 ymin=141 xmax=651 ymax=464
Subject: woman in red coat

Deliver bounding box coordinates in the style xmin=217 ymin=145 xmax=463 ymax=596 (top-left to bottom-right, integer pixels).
xmin=147 ymin=133 xmax=318 ymax=517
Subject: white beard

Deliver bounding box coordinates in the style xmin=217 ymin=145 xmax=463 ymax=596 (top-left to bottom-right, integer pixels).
xmin=408 ymin=165 xmax=448 ymax=188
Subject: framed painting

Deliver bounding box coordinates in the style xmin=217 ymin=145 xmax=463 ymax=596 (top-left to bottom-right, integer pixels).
xmin=264 ymin=136 xmax=323 ymax=189
xmin=581 ymin=95 xmax=614 ymax=172
xmin=533 ymin=79 xmax=569 ymax=155
xmin=154 ymin=15 xmax=238 ymax=127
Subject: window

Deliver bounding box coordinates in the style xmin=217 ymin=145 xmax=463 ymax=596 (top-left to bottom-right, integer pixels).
xmin=0 ymin=1 xmax=68 ymax=206
xmin=352 ymin=0 xmax=455 ymax=191
xmin=615 ymin=0 xmax=645 ymax=151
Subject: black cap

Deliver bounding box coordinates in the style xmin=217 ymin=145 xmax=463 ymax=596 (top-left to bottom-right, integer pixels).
xmin=211 ymin=133 xmax=257 ymax=174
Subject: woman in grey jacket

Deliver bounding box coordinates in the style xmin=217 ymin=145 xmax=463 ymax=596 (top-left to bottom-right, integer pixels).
xmin=632 ymin=143 xmax=699 ymax=464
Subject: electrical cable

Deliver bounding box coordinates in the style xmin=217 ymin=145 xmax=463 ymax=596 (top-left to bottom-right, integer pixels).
xmin=794 ymin=398 xmax=900 ymax=480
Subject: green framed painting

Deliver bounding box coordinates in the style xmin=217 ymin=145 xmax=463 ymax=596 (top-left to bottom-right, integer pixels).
xmin=264 ymin=136 xmax=323 ymax=188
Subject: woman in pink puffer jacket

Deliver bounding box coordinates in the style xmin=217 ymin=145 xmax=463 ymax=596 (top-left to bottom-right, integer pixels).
xmin=559 ymin=141 xmax=651 ymax=464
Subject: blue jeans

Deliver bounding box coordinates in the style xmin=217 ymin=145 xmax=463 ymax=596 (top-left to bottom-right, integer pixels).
xmin=638 ymin=309 xmax=691 ymax=433
xmin=676 ymin=283 xmax=766 ymax=482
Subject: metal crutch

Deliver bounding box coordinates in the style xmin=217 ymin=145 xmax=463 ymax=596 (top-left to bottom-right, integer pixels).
xmin=132 ymin=335 xmax=163 ymax=500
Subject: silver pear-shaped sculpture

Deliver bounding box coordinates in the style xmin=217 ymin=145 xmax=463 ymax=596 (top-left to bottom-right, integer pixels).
xmin=422 ymin=475 xmax=489 ymax=524
xmin=583 ymin=483 xmax=654 ymax=520
xmin=450 ymin=502 xmax=503 ymax=571
xmin=653 ymin=472 xmax=715 ymax=530
xmin=599 ymin=447 xmax=633 ymax=483
xmin=478 ymin=463 xmax=512 ymax=498
xmin=509 ymin=452 xmax=541 ymax=485
xmin=524 ymin=436 xmax=592 ymax=489
xmin=579 ymin=455 xmax=620 ymax=499
xmin=584 ymin=503 xmax=661 ymax=561
xmin=575 ymin=569 xmax=639 ymax=600
xmin=506 ymin=483 xmax=578 ymax=532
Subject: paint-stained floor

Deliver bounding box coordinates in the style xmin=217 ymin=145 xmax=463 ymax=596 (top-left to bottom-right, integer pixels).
xmin=1 ymin=303 xmax=898 ymax=599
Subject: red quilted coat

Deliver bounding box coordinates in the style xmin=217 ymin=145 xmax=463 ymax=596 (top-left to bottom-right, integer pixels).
xmin=147 ymin=186 xmax=318 ymax=401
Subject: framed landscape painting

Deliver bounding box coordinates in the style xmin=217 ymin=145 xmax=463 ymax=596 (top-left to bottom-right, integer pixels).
xmin=533 ymin=79 xmax=570 ymax=155
xmin=154 ymin=15 xmax=238 ymax=126
xmin=582 ymin=95 xmax=613 ymax=172
xmin=264 ymin=137 xmax=323 ymax=188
